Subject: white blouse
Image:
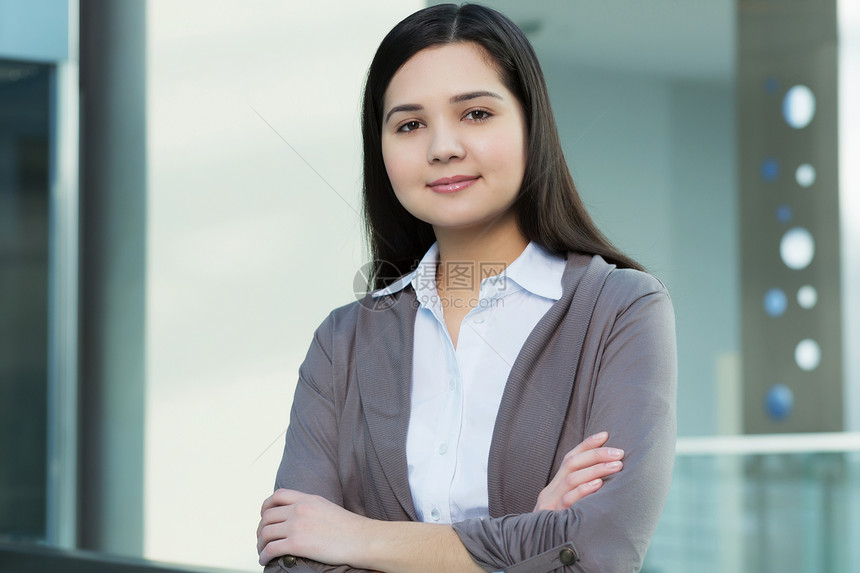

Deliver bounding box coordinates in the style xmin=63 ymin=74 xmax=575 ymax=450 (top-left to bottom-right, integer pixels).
xmin=372 ymin=241 xmax=566 ymax=523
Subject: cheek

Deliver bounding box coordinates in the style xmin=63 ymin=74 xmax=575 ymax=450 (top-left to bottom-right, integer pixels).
xmin=381 ymin=146 xmax=417 ymax=211
xmin=475 ymin=137 xmax=527 ymax=178
xmin=381 ymin=140 xmax=407 ymax=188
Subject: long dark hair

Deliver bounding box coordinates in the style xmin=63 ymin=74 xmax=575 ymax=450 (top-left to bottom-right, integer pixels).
xmin=362 ymin=3 xmax=643 ymax=289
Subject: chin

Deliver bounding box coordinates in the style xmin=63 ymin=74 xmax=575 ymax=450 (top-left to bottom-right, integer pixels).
xmin=429 ymin=213 xmax=510 ymax=232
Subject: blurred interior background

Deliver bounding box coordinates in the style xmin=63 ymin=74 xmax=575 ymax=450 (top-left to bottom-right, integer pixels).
xmin=1 ymin=0 xmax=859 ymax=571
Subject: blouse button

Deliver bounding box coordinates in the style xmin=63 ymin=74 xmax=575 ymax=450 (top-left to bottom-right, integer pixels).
xmin=430 ymin=506 xmax=441 ymax=521
xmin=473 ymin=315 xmax=485 ymax=324
xmin=438 ymin=443 xmax=448 ymax=455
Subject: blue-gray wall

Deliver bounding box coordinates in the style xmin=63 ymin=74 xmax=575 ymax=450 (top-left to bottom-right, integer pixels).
xmin=547 ymin=66 xmax=739 ymax=436
xmin=0 ymin=0 xmax=68 ymax=62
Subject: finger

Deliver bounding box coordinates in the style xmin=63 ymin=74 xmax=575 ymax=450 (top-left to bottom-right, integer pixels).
xmin=257 ymin=521 xmax=281 ymax=554
xmin=257 ymin=503 xmax=294 ymax=544
xmin=256 ymin=525 xmax=266 ymax=555
xmin=543 ymin=460 xmax=624 ymax=506
xmin=559 ymin=478 xmax=604 ymax=508
xmin=542 ymin=447 xmax=621 ymax=504
xmin=559 ymin=446 xmax=624 ymax=476
xmin=258 ymin=538 xmax=293 ymax=567
xmin=260 ymin=489 xmax=306 ymax=515
xmin=563 ymin=460 xmax=623 ymax=487
xmin=258 ymin=523 xmax=284 ymax=555
xmin=563 ymin=431 xmax=610 ymax=460
xmin=540 ymin=459 xmax=623 ymax=509
xmin=549 ymin=438 xmax=614 ymax=492
xmin=257 ymin=523 xmax=287 ymax=553
xmin=535 ymin=440 xmax=621 ymax=512
xmin=257 ymin=517 xmax=296 ymax=555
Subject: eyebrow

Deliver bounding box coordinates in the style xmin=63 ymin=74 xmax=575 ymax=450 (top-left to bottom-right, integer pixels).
xmin=384 ymin=90 xmax=504 ymax=125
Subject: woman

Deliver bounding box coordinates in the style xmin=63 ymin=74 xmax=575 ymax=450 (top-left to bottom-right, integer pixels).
xmin=257 ymin=4 xmax=676 ymax=572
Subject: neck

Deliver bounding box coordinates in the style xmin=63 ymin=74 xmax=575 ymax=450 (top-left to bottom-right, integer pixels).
xmin=433 ymin=210 xmax=528 ymax=291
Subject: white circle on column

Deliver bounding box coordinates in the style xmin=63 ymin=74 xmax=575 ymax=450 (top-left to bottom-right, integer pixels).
xmin=797 ymin=285 xmax=818 ymax=309
xmin=796 ymin=164 xmax=816 ymax=187
xmin=783 ymin=85 xmax=816 ymax=129
xmin=795 ymin=339 xmax=821 ymax=371
xmin=780 ymin=227 xmax=815 ymax=270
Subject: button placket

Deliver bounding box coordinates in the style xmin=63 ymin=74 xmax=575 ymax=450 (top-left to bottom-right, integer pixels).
xmin=421 ymin=347 xmax=460 ymax=526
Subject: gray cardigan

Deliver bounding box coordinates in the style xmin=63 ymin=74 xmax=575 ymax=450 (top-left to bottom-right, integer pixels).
xmin=268 ymin=254 xmax=677 ymax=572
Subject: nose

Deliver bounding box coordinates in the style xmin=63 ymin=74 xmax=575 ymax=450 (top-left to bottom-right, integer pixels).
xmin=427 ymin=124 xmax=465 ymax=163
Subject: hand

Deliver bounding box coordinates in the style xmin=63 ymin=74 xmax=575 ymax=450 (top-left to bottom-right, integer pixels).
xmin=256 ymin=489 xmax=370 ymax=567
xmin=533 ymin=431 xmax=624 ymax=512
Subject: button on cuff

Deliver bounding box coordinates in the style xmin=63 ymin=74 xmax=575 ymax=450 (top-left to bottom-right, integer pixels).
xmin=559 ymin=547 xmax=576 ymax=565
xmin=502 ymin=543 xmax=579 ymax=572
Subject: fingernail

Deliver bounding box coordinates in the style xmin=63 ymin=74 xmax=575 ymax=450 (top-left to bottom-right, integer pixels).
xmin=607 ymin=461 xmax=622 ymax=470
xmin=589 ymin=478 xmax=602 ymax=487
xmin=608 ymin=448 xmax=624 ymax=458
xmin=591 ymin=431 xmax=608 ymax=441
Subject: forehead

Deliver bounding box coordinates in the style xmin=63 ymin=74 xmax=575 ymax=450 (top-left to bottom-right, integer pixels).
xmin=384 ymin=42 xmax=506 ymax=105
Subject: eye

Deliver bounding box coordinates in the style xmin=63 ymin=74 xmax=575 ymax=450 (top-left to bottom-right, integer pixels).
xmin=465 ymin=109 xmax=492 ymax=122
xmin=396 ymin=120 xmax=423 ymax=133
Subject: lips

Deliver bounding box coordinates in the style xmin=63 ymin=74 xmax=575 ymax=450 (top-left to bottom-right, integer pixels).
xmin=427 ymin=175 xmax=480 ymax=194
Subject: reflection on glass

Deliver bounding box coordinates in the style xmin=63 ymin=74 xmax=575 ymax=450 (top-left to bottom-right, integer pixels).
xmin=646 ymin=451 xmax=860 ymax=572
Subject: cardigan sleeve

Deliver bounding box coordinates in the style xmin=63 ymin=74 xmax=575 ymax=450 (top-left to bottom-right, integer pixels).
xmin=265 ymin=312 xmax=377 ymax=573
xmin=452 ymin=278 xmax=677 ymax=572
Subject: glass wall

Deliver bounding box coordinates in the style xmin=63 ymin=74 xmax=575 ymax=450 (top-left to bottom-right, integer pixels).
xmin=0 ymin=59 xmax=52 ymax=542
xmin=646 ymin=442 xmax=860 ymax=572
xmin=0 ymin=0 xmax=77 ymax=551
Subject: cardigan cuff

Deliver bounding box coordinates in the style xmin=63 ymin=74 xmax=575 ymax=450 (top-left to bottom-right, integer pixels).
xmin=504 ymin=543 xmax=579 ymax=573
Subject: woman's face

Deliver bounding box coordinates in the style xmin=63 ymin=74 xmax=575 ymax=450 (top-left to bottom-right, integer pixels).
xmin=381 ymin=42 xmax=528 ymax=233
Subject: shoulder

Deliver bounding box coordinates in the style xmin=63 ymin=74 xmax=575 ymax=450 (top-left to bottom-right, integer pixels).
xmin=565 ymin=253 xmax=669 ymax=304
xmin=312 ymin=290 xmax=416 ymax=345
xmin=311 ymin=299 xmax=363 ymax=345
xmin=596 ymin=267 xmax=675 ymax=342
xmin=602 ymin=267 xmax=670 ymax=306
xmin=297 ymin=300 xmax=365 ymax=382
xmin=564 ymin=254 xmax=672 ymax=324
xmin=326 ymin=298 xmax=364 ymax=326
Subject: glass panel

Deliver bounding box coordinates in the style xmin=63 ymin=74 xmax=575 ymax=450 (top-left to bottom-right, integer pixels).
xmin=0 ymin=59 xmax=52 ymax=541
xmin=645 ymin=450 xmax=860 ymax=572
